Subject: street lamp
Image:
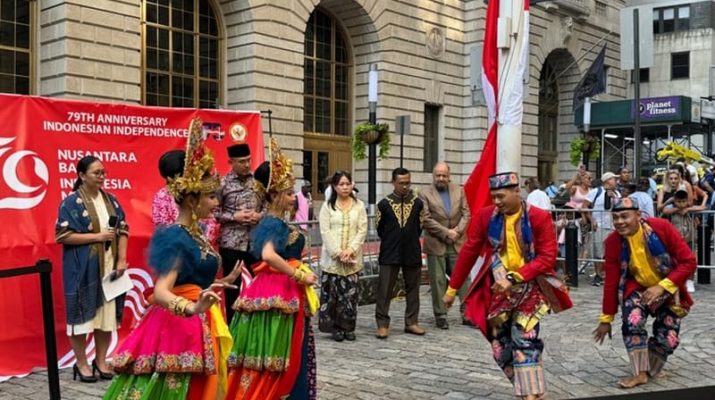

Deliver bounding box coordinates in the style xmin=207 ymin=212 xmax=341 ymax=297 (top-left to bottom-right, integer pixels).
xmin=368 ymin=64 xmax=378 ymax=214
xmin=583 ymin=97 xmax=591 ymax=133
xmin=582 ymin=97 xmax=592 ymax=169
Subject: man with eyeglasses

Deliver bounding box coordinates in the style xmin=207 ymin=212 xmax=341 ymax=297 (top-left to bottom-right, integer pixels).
xmin=583 ymin=171 xmax=621 ymax=286
xmin=375 ymin=167 xmax=427 ymax=338
xmin=215 ymin=143 xmax=262 ymax=321
xmin=419 ymin=161 xmax=471 ymax=329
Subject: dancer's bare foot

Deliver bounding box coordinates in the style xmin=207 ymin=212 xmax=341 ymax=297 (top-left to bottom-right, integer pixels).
xmin=519 ymin=394 xmax=544 ymax=400
xmin=650 ymin=371 xmax=667 ymax=379
xmin=618 ymin=372 xmax=648 ymax=388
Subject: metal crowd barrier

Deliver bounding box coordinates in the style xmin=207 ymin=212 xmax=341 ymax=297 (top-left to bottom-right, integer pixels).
xmin=292 ymin=206 xmax=714 ymax=288
xmin=0 ymin=259 xmax=60 ymax=400
xmin=550 ymin=207 xmax=714 ymax=287
xmin=290 ymin=214 xmax=381 ymax=279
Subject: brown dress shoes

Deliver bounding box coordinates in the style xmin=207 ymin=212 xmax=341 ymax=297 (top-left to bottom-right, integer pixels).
xmin=404 ymin=324 xmax=426 ymax=335
xmin=376 ymin=326 xmax=389 ymax=339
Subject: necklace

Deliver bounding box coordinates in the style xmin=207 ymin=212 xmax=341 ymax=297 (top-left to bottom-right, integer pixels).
xmin=176 ymin=223 xmax=217 ymax=260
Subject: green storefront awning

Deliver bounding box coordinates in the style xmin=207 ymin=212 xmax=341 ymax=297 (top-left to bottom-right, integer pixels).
xmin=574 ymin=96 xmax=692 ymax=129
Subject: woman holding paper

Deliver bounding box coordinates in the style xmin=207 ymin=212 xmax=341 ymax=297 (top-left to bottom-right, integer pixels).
xmin=55 ymin=155 xmax=129 ymax=383
xmin=104 ymin=119 xmax=239 ymax=399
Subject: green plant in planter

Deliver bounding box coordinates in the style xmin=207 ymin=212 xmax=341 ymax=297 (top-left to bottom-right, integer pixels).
xmin=569 ymin=136 xmax=600 ymax=166
xmin=351 ymin=122 xmax=390 ymax=161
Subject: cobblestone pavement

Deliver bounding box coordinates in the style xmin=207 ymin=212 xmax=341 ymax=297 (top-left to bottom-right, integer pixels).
xmin=1 ymin=281 xmax=714 ymax=400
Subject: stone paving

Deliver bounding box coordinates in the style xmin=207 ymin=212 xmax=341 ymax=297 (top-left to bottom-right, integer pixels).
xmin=1 ymin=281 xmax=714 ymax=400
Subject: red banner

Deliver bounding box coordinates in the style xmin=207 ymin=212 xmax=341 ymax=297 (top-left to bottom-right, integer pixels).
xmin=0 ymin=94 xmax=264 ymax=379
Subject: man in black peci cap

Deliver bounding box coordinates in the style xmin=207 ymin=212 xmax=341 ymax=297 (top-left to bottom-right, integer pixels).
xmin=215 ymin=143 xmax=263 ymax=322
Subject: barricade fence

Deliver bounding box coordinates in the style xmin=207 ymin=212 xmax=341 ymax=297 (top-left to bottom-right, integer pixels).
xmin=551 ymin=207 xmax=714 ymax=288
xmin=290 ymin=215 xmax=381 ymax=279
xmin=550 ymin=207 xmax=715 ymax=266
xmin=291 ymin=208 xmax=714 ymax=286
xmin=0 ymin=260 xmax=60 ymax=399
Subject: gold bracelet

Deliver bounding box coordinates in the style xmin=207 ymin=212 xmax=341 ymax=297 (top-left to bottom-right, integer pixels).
xmin=178 ymin=298 xmax=193 ymax=317
xmin=169 ymin=296 xmax=191 ymax=317
xmin=168 ymin=296 xmax=181 ymax=315
xmin=292 ymin=269 xmax=305 ymax=282
xmin=445 ymin=287 xmax=458 ymax=297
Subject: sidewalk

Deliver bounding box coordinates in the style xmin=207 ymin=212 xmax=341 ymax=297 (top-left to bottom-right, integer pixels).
xmin=1 ymin=282 xmax=714 ymax=399
xmin=317 ymin=282 xmax=715 ymax=399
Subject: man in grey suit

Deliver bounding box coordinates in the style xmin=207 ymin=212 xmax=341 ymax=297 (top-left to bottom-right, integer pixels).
xmin=420 ymin=161 xmax=471 ymax=329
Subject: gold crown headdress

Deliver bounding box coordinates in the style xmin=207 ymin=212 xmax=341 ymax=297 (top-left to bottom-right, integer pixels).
xmin=254 ymin=138 xmax=295 ymax=198
xmin=167 ymin=118 xmax=221 ymax=200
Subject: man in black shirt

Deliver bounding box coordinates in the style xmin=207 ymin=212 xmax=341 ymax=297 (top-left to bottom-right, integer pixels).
xmin=375 ymin=167 xmax=426 ymax=338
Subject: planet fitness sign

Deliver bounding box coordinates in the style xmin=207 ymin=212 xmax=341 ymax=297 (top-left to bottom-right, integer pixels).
xmin=632 ymin=96 xmax=681 ymax=121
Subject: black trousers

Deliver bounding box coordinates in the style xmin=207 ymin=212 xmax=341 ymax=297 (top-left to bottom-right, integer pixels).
xmin=218 ymin=247 xmax=255 ymax=323
xmin=375 ymin=264 xmax=421 ymax=328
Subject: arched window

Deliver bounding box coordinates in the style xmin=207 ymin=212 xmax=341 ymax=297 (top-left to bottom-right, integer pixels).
xmin=303 ymin=8 xmax=350 ymax=135
xmin=302 ymin=8 xmax=352 ymax=198
xmin=538 ymin=58 xmax=559 ymax=185
xmin=0 ymin=0 xmax=33 ymax=94
xmin=143 ymin=0 xmax=221 ymax=108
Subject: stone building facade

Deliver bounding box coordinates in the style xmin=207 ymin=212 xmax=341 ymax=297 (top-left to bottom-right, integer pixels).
xmin=3 ymin=0 xmax=628 ymax=199
xmin=629 ymin=0 xmax=715 ymax=101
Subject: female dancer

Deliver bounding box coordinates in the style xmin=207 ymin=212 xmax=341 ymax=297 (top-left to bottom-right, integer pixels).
xmin=104 ymin=119 xmax=238 ymax=399
xmin=226 ymin=139 xmax=319 ymax=400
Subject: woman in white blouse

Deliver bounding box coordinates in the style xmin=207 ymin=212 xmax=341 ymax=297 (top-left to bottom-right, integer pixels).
xmin=318 ymin=171 xmax=368 ymax=342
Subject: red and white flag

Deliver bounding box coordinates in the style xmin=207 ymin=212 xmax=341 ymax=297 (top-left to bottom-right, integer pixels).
xmin=464 ymin=0 xmax=500 ymax=214
xmin=464 ymin=0 xmax=529 ymax=279
xmin=237 ymin=260 xmax=253 ymax=290
xmin=464 ymin=0 xmax=529 ymax=215
xmin=499 ymin=0 xmax=529 ymax=128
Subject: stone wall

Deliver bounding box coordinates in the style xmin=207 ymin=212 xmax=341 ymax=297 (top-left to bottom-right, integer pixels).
xmin=39 ymin=0 xmax=141 ymax=101
xmin=33 ymin=0 xmax=627 ymax=192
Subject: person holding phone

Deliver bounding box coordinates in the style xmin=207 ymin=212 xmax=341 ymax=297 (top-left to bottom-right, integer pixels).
xmin=317 ymin=170 xmax=368 ymax=341
xmin=582 ymin=171 xmax=621 ymax=286
xmin=106 ymin=119 xmax=238 ymax=399
xmin=56 ymin=155 xmax=129 ymax=383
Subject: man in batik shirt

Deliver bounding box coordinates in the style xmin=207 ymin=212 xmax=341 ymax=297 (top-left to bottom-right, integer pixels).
xmin=215 ymin=143 xmax=262 ymax=321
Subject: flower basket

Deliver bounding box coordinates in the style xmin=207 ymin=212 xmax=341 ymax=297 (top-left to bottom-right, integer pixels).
xmin=569 ymin=136 xmax=600 ymax=166
xmin=352 ymin=122 xmax=390 ymax=161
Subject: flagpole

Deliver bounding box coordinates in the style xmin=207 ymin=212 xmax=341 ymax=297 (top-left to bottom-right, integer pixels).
xmin=633 ymin=9 xmax=641 ymax=180
xmin=496 ymin=0 xmax=527 ymax=174
xmin=552 ymin=30 xmax=612 ymax=84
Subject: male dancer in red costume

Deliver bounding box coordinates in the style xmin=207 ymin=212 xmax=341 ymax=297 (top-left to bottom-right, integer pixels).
xmin=444 ymin=172 xmax=572 ymax=400
xmin=593 ymin=197 xmax=696 ymax=388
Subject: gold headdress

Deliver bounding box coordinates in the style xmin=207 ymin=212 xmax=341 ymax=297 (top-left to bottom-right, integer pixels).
xmin=167 ymin=118 xmax=221 ymax=200
xmin=254 ymin=138 xmax=295 ymax=199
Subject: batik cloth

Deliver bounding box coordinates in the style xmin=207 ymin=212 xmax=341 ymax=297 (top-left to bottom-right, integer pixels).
xmin=318 ymin=272 xmax=360 ymax=334
xmin=485 ymin=202 xmax=549 ymax=397
xmin=621 ymin=291 xmax=682 ymax=376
